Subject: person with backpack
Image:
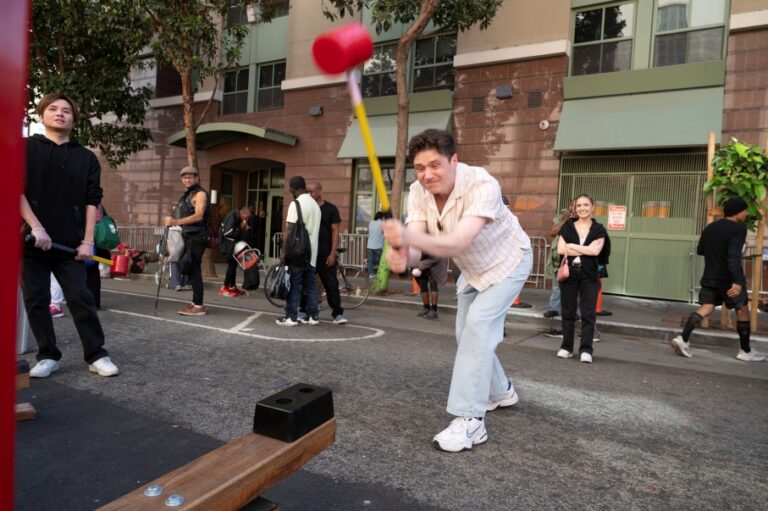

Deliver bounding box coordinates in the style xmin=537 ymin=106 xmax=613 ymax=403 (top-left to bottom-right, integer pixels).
xmin=164 ymin=166 xmax=210 ymax=316
xmin=277 ymin=176 xmax=321 ymax=326
xmin=217 ymin=206 xmax=254 ymax=297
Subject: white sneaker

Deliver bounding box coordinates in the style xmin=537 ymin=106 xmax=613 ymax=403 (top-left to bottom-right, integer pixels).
xmin=298 ymin=316 xmax=320 ymax=326
xmin=89 ymin=356 xmax=119 ymax=377
xmin=580 ymin=352 xmax=593 ymax=363
xmin=432 ymin=417 xmax=487 ymax=453
xmin=556 ymin=349 xmax=573 ymax=359
xmin=30 ymin=359 xmax=60 ymax=378
xmin=736 ymin=349 xmax=765 ymax=362
xmin=486 ymin=380 xmax=518 ymax=411
xmin=670 ymin=335 xmax=692 ymax=358
xmin=276 ymin=317 xmax=299 ymax=326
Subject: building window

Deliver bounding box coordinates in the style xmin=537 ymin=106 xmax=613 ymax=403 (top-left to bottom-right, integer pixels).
xmin=222 ymin=68 xmax=249 ymax=115
xmin=361 ymin=33 xmax=457 ymax=98
xmin=228 ymin=0 xmax=289 ymax=27
xmin=362 ymin=42 xmax=397 ymax=98
xmin=571 ymin=2 xmax=635 ymax=76
xmin=412 ymin=33 xmax=457 ymax=92
xmin=653 ymin=0 xmax=726 ymax=67
xmin=226 ymin=0 xmax=248 ymax=28
xmin=353 ymin=163 xmax=416 ymax=232
xmin=256 ymin=62 xmax=285 ymax=111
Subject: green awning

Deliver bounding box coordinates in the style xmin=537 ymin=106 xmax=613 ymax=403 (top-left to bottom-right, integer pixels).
xmin=167 ymin=122 xmax=298 ymax=150
xmin=554 ymin=87 xmax=724 ymax=151
xmin=337 ymin=110 xmax=452 ymax=159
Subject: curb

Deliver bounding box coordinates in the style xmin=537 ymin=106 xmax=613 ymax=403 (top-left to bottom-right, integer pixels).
xmin=127 ymin=269 xmax=768 ymax=348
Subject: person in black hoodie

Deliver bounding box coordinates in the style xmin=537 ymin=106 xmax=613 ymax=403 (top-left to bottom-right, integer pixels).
xmin=555 ymin=194 xmax=608 ymax=363
xmin=670 ymin=197 xmax=764 ymax=362
xmin=21 ymin=92 xmax=119 ymax=378
xmin=164 ymin=166 xmax=210 ymax=316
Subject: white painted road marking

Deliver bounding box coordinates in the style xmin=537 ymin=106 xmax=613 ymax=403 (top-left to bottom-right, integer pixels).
xmin=109 ymin=309 xmax=385 ymax=342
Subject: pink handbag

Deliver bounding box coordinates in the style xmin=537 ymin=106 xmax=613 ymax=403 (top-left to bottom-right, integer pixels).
xmin=556 ymin=256 xmax=569 ymax=282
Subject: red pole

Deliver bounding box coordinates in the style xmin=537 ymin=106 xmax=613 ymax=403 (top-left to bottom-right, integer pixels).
xmin=1 ymin=1 xmax=30 ymax=508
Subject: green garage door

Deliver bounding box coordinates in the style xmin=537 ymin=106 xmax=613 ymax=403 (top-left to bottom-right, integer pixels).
xmin=558 ymin=154 xmax=707 ymax=301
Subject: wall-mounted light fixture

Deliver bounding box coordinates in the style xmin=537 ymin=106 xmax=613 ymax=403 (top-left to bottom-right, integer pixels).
xmin=210 ymin=189 xmax=218 ymax=205
xmin=495 ymin=85 xmax=514 ymax=100
xmin=309 ymin=106 xmax=324 ymax=117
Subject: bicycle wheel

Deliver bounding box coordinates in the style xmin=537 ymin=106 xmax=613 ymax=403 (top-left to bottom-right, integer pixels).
xmin=264 ymin=264 xmax=286 ymax=308
xmin=337 ymin=266 xmax=369 ymax=309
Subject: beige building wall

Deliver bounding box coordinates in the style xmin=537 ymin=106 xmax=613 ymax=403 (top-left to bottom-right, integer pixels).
xmin=457 ymin=0 xmax=570 ymax=53
xmin=285 ymin=0 xmax=345 ymax=80
xmin=732 ymin=0 xmax=768 ymax=14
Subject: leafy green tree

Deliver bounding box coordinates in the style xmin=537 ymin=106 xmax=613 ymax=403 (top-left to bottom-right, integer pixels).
xmin=28 ymin=0 xmax=153 ymax=166
xmin=322 ymin=0 xmax=503 ymax=292
xmin=705 ymin=138 xmax=768 ymax=231
xmin=138 ymin=0 xmax=283 ymax=168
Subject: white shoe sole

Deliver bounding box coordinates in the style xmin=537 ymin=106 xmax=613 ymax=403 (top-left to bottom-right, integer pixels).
xmin=487 ymin=389 xmax=519 ymax=411
xmin=89 ymin=366 xmax=119 ymax=377
xmin=432 ymin=432 xmax=488 ymax=453
xmin=556 ymin=350 xmax=573 ymax=359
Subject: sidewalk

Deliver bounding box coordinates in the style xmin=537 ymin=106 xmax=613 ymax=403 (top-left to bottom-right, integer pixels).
xmin=133 ymin=262 xmax=768 ymax=347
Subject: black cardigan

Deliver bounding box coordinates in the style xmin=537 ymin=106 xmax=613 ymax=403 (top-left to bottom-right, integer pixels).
xmin=558 ymin=219 xmax=609 ymax=281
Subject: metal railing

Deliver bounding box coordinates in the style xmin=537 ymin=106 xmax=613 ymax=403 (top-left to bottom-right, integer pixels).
xmin=270 ymin=232 xmax=367 ymax=270
xmin=271 ymin=232 xmax=549 ymax=288
xmin=117 ymin=225 xmax=165 ymax=253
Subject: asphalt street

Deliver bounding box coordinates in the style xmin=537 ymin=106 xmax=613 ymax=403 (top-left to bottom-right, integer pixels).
xmin=15 ymin=278 xmax=768 ymax=510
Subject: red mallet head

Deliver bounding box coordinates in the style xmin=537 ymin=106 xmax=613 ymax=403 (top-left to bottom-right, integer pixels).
xmin=312 ymin=23 xmax=373 ymax=75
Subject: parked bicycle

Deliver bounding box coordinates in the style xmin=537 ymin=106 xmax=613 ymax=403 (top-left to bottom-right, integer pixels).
xmin=264 ymin=247 xmax=369 ymax=309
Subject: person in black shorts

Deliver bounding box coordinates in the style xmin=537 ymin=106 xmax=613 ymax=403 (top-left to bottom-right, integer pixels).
xmin=670 ymin=197 xmax=764 ymax=362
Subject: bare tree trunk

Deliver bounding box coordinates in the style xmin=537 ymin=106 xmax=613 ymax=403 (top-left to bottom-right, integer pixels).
xmin=372 ymin=0 xmax=439 ymax=294
xmin=180 ymin=67 xmax=217 ymax=278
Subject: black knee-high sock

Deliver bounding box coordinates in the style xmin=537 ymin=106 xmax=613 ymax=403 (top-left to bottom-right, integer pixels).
xmin=682 ymin=312 xmax=703 ymax=342
xmin=736 ymin=321 xmax=751 ymax=352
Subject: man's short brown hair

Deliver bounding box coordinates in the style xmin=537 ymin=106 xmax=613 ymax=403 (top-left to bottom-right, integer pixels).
xmin=407 ymin=129 xmax=456 ymax=163
xmin=36 ymin=93 xmax=79 ymax=123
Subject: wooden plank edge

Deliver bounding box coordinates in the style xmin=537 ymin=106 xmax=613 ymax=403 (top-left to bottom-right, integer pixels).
xmin=98 ymin=417 xmax=336 ymax=511
xmin=15 ymin=403 xmax=36 ymax=421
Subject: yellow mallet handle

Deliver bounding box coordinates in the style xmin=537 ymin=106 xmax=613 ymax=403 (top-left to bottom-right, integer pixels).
xmin=347 ymin=70 xmax=390 ymax=214
xmin=92 ymin=255 xmax=113 ymax=266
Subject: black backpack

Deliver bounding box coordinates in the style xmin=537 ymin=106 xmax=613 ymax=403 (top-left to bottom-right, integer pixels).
xmin=216 ymin=210 xmax=240 ymax=256
xmin=284 ymin=200 xmax=311 ymax=265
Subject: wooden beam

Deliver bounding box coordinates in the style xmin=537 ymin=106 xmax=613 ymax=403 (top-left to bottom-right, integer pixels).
xmin=14 ymin=403 xmax=36 ymax=422
xmin=98 ymin=418 xmax=336 ymax=511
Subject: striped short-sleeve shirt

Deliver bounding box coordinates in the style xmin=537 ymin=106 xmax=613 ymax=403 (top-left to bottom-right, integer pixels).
xmin=406 ymin=163 xmax=531 ymax=293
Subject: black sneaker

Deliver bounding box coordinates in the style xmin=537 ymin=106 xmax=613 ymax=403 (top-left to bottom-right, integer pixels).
xmin=543 ymin=310 xmax=559 ymax=318
xmin=543 ymin=328 xmax=563 ymax=338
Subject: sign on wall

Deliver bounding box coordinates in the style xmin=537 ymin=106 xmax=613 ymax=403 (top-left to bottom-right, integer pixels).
xmin=607 ymin=205 xmax=627 ymax=231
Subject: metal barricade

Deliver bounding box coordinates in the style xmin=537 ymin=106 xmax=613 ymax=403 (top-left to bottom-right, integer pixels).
xmin=118 ymin=225 xmax=165 ymax=253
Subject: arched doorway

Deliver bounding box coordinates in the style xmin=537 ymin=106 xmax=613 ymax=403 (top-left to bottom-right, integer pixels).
xmin=212 ymin=158 xmax=284 ymax=262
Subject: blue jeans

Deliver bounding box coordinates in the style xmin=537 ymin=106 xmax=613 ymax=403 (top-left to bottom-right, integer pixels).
xmin=547 ymin=278 xmax=561 ymax=312
xmin=367 ymin=248 xmax=382 ymax=275
xmin=447 ymin=248 xmax=532 ymax=418
xmin=285 ymin=264 xmax=318 ymax=321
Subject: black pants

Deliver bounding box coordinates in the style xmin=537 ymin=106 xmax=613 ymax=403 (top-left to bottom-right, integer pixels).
xmin=224 ymin=255 xmax=239 ymax=287
xmin=183 ymin=237 xmax=206 ymax=305
xmin=560 ymin=268 xmax=599 ymax=355
xmin=22 ymin=256 xmax=108 ymax=363
xmin=301 ymin=257 xmax=344 ymax=318
xmin=85 ymin=247 xmax=109 ymax=308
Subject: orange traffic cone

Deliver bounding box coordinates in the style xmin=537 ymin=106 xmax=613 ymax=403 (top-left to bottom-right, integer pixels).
xmin=410 ymin=276 xmax=419 ymax=296
xmin=595 ymin=278 xmax=612 ymax=316
xmin=510 ymin=291 xmax=532 ymax=309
